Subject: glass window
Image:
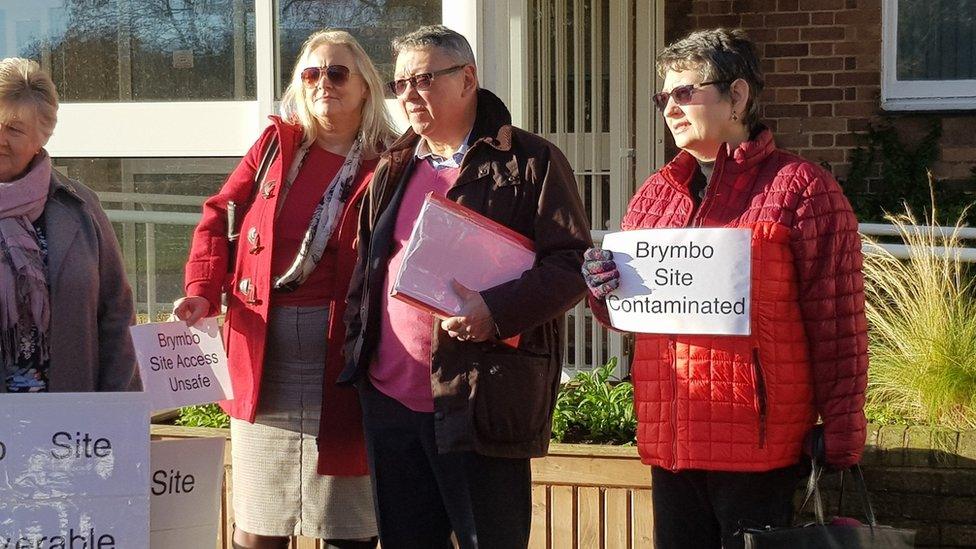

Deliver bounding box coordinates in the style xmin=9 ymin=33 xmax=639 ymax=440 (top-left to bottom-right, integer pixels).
xmin=897 ymin=0 xmax=976 ymax=81
xmin=0 ymin=1 xmax=256 ymax=102
xmin=53 ymin=157 xmax=238 ymax=320
xmin=275 ymin=0 xmax=441 ymax=97
xmin=882 ymin=1 xmax=976 ymax=110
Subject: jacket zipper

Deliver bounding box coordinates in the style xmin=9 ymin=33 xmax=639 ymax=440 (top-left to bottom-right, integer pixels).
xmin=751 ymin=348 xmax=768 ymax=449
xmin=668 ymin=337 xmax=678 ymax=470
xmin=690 ymin=150 xmax=727 ymax=228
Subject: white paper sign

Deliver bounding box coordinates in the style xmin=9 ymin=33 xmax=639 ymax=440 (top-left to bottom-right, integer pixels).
xmin=130 ymin=318 xmax=233 ymax=410
xmin=602 ymin=228 xmax=752 ymax=335
xmin=150 ymin=438 xmax=225 ymax=549
xmin=0 ymin=392 xmax=150 ymax=547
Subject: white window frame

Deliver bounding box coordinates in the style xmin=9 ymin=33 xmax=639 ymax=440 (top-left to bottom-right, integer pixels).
xmin=46 ymin=0 xmax=466 ymax=158
xmin=881 ymin=0 xmax=976 ymax=111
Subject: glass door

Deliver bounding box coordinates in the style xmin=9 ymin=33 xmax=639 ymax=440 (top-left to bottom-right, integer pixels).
xmin=8 ymin=0 xmax=444 ymax=318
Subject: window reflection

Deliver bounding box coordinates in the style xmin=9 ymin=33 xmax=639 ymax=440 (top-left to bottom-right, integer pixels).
xmin=53 ymin=156 xmax=238 ymax=319
xmin=276 ymin=0 xmax=441 ymax=97
xmin=897 ymin=0 xmax=976 ymax=81
xmin=0 ymin=1 xmax=256 ymax=102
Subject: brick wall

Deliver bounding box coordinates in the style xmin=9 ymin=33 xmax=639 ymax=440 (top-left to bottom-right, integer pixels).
xmin=804 ymin=425 xmax=976 ymax=548
xmin=663 ymin=0 xmax=976 ymax=184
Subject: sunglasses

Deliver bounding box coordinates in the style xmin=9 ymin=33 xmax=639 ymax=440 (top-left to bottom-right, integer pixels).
xmin=386 ymin=64 xmax=466 ymax=96
xmin=652 ymin=80 xmax=732 ymax=112
xmin=300 ymin=65 xmax=353 ymax=88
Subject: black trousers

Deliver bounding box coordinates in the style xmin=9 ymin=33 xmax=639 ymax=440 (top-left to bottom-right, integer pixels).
xmin=358 ymin=381 xmax=532 ymax=549
xmin=651 ymin=463 xmax=806 ymax=549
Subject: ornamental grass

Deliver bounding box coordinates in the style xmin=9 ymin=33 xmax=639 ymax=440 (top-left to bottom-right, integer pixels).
xmin=862 ymin=201 xmax=976 ymax=430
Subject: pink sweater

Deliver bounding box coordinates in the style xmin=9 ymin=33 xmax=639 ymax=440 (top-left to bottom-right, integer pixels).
xmin=369 ymin=160 xmax=460 ymax=412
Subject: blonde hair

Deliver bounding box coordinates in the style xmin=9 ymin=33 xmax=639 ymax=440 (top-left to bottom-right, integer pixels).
xmin=279 ymin=30 xmax=395 ymax=157
xmin=0 ymin=57 xmax=58 ymax=144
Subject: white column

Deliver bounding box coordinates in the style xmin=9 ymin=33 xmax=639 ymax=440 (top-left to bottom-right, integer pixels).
xmin=442 ymin=0 xmax=528 ymax=127
xmin=443 ymin=0 xmax=481 ymax=59
xmin=254 ymin=0 xmax=275 ymax=119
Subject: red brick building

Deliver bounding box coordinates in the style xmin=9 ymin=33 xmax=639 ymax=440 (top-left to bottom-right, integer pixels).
xmin=665 ymin=0 xmax=976 ymax=186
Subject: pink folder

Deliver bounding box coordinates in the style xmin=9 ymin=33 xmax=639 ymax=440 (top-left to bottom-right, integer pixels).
xmin=391 ymin=193 xmax=536 ymax=345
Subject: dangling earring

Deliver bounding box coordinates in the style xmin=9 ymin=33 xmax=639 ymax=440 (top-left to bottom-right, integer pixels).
xmin=731 ymin=111 xmax=738 ymax=121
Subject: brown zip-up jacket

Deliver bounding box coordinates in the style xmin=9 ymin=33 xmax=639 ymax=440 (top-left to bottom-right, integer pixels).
xmin=341 ymin=89 xmax=591 ymax=458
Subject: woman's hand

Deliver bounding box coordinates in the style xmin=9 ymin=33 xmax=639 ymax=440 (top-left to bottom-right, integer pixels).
xmin=172 ymin=296 xmax=211 ymax=327
xmin=582 ymin=247 xmax=620 ymax=299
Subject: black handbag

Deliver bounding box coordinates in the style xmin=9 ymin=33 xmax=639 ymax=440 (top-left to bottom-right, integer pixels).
xmin=740 ymin=461 xmax=915 ymax=548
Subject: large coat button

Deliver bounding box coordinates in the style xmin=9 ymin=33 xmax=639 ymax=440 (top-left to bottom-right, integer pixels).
xmin=247 ymin=227 xmax=263 ymax=254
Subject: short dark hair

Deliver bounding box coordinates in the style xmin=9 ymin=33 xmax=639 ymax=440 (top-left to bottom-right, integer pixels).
xmin=656 ymin=28 xmax=764 ymax=130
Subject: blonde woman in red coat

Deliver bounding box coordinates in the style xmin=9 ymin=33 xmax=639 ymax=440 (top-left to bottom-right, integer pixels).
xmin=174 ymin=30 xmax=395 ymax=549
xmin=582 ymin=28 xmax=868 ymax=549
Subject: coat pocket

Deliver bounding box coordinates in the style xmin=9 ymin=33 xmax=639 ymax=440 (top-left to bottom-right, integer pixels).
xmin=472 ymin=351 xmax=553 ymax=444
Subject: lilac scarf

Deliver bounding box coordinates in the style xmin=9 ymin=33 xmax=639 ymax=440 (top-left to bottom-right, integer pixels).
xmin=0 ymin=151 xmax=51 ymax=366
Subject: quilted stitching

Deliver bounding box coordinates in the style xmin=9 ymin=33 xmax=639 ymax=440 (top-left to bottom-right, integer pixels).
xmin=626 ymin=130 xmax=868 ymax=472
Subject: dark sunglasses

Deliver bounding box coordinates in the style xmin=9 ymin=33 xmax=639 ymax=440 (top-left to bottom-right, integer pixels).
xmin=386 ymin=64 xmax=466 ymax=96
xmin=652 ymin=80 xmax=732 ymax=112
xmin=301 ymin=65 xmax=353 ymax=88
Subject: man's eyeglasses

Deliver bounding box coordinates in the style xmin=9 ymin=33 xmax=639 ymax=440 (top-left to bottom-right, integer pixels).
xmin=387 ymin=65 xmax=467 ymax=96
xmin=301 ymin=65 xmax=353 ymax=88
xmin=652 ymin=80 xmax=732 ymax=112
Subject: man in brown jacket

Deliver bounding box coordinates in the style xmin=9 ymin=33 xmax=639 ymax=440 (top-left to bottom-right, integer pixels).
xmin=340 ymin=25 xmax=590 ymax=549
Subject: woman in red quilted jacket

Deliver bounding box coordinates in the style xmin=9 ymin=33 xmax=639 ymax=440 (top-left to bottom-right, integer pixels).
xmin=583 ymin=28 xmax=868 ymax=549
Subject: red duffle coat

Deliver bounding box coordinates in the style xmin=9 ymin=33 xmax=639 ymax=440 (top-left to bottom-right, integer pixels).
xmin=184 ymin=116 xmax=370 ymax=476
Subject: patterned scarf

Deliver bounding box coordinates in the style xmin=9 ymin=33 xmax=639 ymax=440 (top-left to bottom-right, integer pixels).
xmin=0 ymin=151 xmax=51 ymax=366
xmin=273 ymin=135 xmax=364 ymax=291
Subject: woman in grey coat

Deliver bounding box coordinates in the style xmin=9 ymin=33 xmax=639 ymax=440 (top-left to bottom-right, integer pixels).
xmin=0 ymin=57 xmax=139 ymax=393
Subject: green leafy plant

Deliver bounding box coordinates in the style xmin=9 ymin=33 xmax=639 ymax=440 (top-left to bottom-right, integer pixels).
xmin=862 ymin=199 xmax=976 ymax=430
xmin=551 ymin=358 xmax=637 ymax=444
xmin=175 ymin=404 xmax=230 ymax=429
xmin=843 ymin=121 xmax=976 ymax=225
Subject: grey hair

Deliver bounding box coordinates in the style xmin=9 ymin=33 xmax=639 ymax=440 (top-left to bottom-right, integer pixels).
xmin=391 ymin=25 xmax=476 ymax=67
xmin=0 ymin=57 xmax=58 ymax=144
xmin=656 ymin=28 xmax=764 ymax=131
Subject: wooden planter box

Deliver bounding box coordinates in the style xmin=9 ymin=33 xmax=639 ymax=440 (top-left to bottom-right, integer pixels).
xmin=529 ymin=444 xmax=653 ymax=548
xmin=152 ymin=423 xmax=976 ymax=548
xmin=150 ymin=426 xmax=653 ymax=549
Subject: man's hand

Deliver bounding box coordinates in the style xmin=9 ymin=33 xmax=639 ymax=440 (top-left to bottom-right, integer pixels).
xmin=441 ymin=280 xmax=495 ymax=342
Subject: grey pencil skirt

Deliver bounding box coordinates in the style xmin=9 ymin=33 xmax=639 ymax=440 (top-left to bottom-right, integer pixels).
xmin=230 ymin=305 xmax=376 ymax=539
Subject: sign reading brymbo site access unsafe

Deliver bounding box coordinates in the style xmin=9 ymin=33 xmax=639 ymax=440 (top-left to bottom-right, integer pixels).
xmin=130 ymin=318 xmax=233 ymax=411
xmin=602 ymin=228 xmax=752 ymax=335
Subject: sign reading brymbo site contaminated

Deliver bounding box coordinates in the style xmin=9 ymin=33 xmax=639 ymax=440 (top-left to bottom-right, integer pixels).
xmin=130 ymin=318 xmax=233 ymax=410
xmin=602 ymin=228 xmax=752 ymax=335
xmin=0 ymin=392 xmax=150 ymax=547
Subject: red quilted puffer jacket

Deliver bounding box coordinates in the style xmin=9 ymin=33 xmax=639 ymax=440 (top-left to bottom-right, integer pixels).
xmin=591 ymin=129 xmax=868 ymax=472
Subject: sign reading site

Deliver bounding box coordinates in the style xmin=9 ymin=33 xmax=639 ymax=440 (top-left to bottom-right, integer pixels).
xmin=0 ymin=392 xmax=150 ymax=548
xmin=150 ymin=438 xmax=225 ymax=549
xmin=602 ymin=228 xmax=752 ymax=335
xmin=130 ymin=318 xmax=233 ymax=410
